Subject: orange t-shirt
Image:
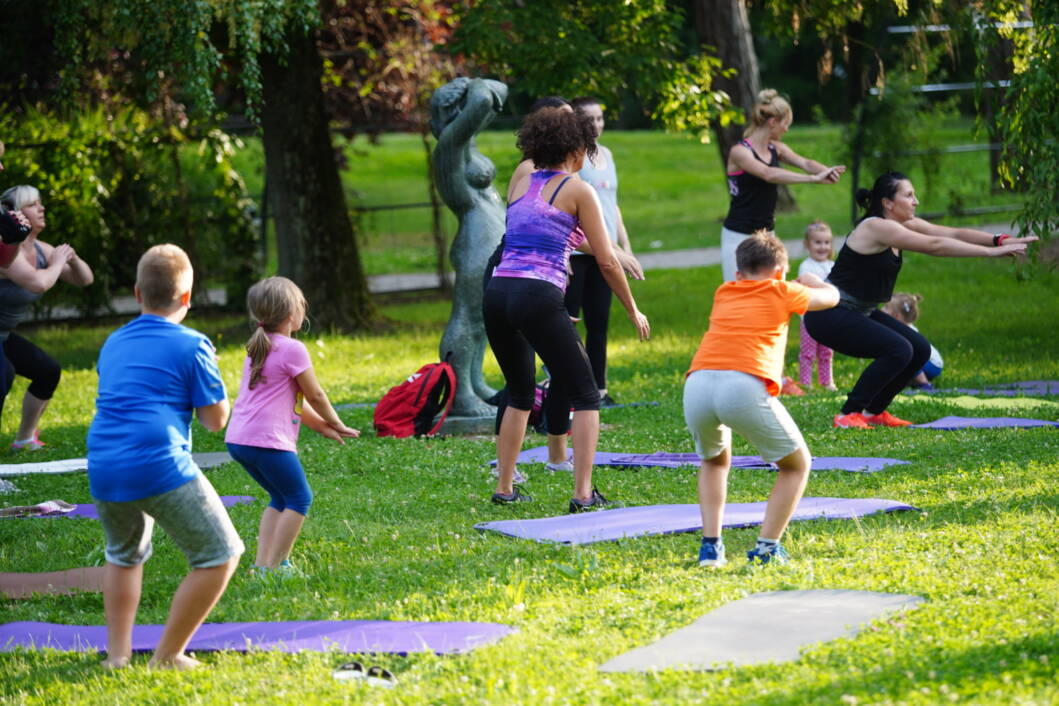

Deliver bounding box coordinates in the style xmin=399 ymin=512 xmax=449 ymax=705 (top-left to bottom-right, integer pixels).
xmin=687 ymin=278 xmax=811 ymax=396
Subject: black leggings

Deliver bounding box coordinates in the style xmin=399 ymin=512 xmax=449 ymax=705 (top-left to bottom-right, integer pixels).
xmin=1 ymin=332 xmax=62 ymax=419
xmin=484 ymin=277 xmax=600 ymax=434
xmin=564 ymin=255 xmax=612 ymax=391
xmin=804 ymin=307 xmax=930 ymax=415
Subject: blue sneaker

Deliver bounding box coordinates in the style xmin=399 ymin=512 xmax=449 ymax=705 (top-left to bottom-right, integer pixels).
xmin=746 ymin=543 xmax=790 ymax=565
xmin=698 ymin=539 xmax=727 ymax=568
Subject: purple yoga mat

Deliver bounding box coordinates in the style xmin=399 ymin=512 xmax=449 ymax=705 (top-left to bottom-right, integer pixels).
xmin=474 ymin=497 xmax=919 ymax=545
xmin=0 ymin=619 xmax=514 ymax=655
xmin=489 ymin=446 xmax=907 ymax=473
xmin=24 ymin=496 xmax=256 ymax=520
xmin=928 ymin=380 xmax=1059 ymax=397
xmin=911 ymin=416 xmax=1059 ymax=430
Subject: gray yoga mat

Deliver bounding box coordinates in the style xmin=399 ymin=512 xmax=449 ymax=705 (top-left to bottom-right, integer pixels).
xmin=0 ymin=452 xmax=233 ymax=478
xmin=599 ymin=589 xmax=924 ymax=672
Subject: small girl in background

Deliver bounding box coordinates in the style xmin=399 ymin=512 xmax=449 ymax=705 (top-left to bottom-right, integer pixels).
xmin=225 ymin=277 xmax=359 ymax=573
xmin=797 ymin=221 xmax=837 ymax=390
xmin=882 ymin=292 xmax=944 ymax=390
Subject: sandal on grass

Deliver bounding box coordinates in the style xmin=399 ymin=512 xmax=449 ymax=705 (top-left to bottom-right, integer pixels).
xmin=332 ymin=661 xmax=365 ymax=681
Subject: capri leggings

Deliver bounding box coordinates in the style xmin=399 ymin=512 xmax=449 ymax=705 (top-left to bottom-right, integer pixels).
xmin=804 ymin=306 xmax=930 ymax=415
xmin=484 ymin=277 xmax=600 ymax=422
xmin=1 ymin=332 xmax=61 ymax=418
xmin=565 ymin=255 xmax=612 ymax=391
xmin=226 ymin=443 xmax=313 ymax=515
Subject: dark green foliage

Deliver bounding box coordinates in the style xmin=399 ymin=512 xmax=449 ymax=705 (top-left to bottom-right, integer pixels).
xmin=0 ymin=107 xmax=258 ymax=312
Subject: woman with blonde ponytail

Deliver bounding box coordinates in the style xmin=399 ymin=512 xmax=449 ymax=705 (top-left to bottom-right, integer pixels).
xmin=225 ymin=276 xmax=360 ymax=574
xmin=721 ymin=89 xmax=846 ymax=282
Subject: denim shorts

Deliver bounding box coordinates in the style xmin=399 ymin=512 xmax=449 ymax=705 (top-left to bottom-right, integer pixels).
xmin=683 ymin=369 xmax=806 ymax=463
xmin=94 ymin=473 xmax=244 ymax=568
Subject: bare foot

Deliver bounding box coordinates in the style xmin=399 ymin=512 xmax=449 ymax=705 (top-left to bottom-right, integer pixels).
xmin=101 ymin=655 xmax=131 ymax=670
xmin=148 ymin=653 xmax=202 ymax=670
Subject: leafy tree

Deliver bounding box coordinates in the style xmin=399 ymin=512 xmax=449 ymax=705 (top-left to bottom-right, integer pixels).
xmin=44 ymin=0 xmax=376 ymax=329
xmin=450 ymin=0 xmax=739 ymax=141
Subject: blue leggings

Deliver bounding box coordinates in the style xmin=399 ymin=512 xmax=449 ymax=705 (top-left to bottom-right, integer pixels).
xmin=226 ymin=443 xmax=313 ymax=515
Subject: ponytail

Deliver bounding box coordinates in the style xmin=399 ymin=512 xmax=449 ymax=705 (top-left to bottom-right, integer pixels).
xmin=246 ymin=326 xmax=272 ymax=390
xmin=857 ymin=171 xmax=909 ymax=223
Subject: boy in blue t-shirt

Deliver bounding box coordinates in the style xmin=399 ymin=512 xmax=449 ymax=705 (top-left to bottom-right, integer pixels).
xmin=87 ymin=244 xmax=243 ymax=670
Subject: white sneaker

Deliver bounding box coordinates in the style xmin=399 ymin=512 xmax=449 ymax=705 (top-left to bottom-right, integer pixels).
xmin=545 ymin=460 xmax=574 ymax=472
xmin=490 ymin=467 xmax=528 ymax=484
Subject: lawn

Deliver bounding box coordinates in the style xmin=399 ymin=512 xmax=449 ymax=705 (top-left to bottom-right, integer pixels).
xmin=1 ymin=250 xmax=1057 ymax=703
xmin=230 ymin=120 xmax=1025 ymax=277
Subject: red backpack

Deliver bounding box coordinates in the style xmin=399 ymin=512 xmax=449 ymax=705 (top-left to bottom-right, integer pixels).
xmin=373 ymin=360 xmax=457 ymax=438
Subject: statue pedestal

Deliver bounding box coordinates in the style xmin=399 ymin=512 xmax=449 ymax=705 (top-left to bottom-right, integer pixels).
xmin=437 ymin=414 xmax=495 ymax=436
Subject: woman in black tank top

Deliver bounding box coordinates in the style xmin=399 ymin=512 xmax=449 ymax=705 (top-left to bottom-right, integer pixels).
xmin=0 ymin=184 xmax=93 ymax=450
xmin=804 ymin=172 xmax=1035 ymax=429
xmin=720 ymin=89 xmax=846 ymax=282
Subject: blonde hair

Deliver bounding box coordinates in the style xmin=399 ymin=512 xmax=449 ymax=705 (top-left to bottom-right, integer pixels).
xmin=804 ymin=220 xmax=834 ymax=258
xmin=136 ymin=244 xmax=193 ymax=311
xmin=884 ymin=292 xmax=923 ymax=324
xmin=245 ymin=276 xmax=308 ymax=389
xmin=743 ymin=89 xmax=792 ymax=137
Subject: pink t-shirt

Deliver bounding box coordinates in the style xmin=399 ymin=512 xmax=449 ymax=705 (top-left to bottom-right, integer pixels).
xmin=225 ymin=334 xmax=312 ymax=452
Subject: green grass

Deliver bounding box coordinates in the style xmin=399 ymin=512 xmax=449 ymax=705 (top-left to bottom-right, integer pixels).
xmin=230 ymin=120 xmax=1026 ymax=277
xmin=1 ymin=253 xmax=1058 ymax=703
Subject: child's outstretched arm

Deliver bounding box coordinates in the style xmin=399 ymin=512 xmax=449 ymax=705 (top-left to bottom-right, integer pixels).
xmin=295 ymin=368 xmax=360 ymax=443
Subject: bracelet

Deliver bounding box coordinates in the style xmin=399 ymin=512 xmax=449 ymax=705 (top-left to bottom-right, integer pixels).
xmin=993 ymin=233 xmax=1011 ymax=246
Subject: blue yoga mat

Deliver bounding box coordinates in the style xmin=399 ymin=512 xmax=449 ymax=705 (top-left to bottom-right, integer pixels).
xmin=910 ymin=416 xmax=1059 ymax=430
xmin=474 ymin=496 xmax=919 ymax=545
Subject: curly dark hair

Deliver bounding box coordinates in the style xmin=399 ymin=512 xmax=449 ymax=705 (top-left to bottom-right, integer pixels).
xmin=516 ymin=107 xmax=597 ymax=169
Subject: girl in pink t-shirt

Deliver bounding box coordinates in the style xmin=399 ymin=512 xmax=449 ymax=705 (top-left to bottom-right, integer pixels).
xmin=225 ymin=277 xmax=359 ymax=573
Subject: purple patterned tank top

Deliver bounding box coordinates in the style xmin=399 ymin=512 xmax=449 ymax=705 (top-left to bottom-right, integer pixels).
xmin=493 ymin=170 xmax=586 ymax=291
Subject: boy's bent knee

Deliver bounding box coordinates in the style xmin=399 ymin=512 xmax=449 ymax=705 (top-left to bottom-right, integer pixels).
xmin=774 ymin=446 xmax=811 ymax=474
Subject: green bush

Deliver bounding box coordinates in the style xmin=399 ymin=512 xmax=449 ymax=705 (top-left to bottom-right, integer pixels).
xmin=0 ymin=106 xmax=258 ymax=314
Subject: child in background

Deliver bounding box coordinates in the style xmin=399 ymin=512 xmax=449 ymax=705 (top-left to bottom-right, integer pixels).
xmin=87 ymin=244 xmax=243 ymax=669
xmin=684 ymin=232 xmax=838 ymax=567
xmin=882 ymin=292 xmax=944 ymax=390
xmin=797 ymin=220 xmax=837 ymax=391
xmin=225 ymin=277 xmax=359 ymax=574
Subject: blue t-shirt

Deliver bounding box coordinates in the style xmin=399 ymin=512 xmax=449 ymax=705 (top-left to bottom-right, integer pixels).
xmin=87 ymin=314 xmax=227 ymax=502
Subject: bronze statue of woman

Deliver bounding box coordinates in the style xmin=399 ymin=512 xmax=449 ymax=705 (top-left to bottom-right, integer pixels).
xmin=430 ymin=77 xmax=508 ymax=418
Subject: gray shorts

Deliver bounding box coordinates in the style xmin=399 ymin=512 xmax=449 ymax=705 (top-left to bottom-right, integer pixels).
xmin=94 ymin=473 xmax=245 ymax=568
xmin=683 ymin=369 xmax=806 ymax=463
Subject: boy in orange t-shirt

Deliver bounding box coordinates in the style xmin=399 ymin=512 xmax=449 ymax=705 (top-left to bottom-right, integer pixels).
xmin=684 ymin=231 xmax=838 ymax=567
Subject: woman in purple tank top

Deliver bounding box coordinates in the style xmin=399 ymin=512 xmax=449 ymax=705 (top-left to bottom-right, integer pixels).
xmin=485 ymin=108 xmax=650 ymax=513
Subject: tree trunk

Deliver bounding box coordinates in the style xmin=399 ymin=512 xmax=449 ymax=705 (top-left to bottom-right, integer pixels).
xmin=691 ymin=0 xmax=796 ymax=211
xmin=260 ymin=27 xmax=375 ymax=330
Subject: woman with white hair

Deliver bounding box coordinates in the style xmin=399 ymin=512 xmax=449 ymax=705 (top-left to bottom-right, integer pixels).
xmin=0 ymin=185 xmax=93 ymax=450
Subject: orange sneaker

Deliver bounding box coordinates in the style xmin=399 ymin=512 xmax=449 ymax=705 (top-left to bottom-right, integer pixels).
xmin=833 ymin=412 xmax=872 ymax=429
xmin=780 ymin=377 xmax=805 ymax=396
xmin=864 ymin=411 xmax=913 ymax=427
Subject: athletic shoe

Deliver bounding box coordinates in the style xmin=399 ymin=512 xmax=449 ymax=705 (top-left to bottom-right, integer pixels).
xmin=833 ymin=412 xmax=872 ymax=429
xmin=698 ymin=539 xmax=727 ymax=568
xmin=822 ymin=383 xmax=839 ymax=392
xmin=545 ymin=460 xmax=574 ymax=472
xmin=490 ymin=466 xmax=528 ymax=484
xmin=491 ymin=486 xmax=532 ymax=504
xmin=569 ymin=487 xmax=616 ymax=513
xmin=864 ymin=411 xmax=913 ymax=427
xmin=11 ymin=431 xmax=46 ymax=451
xmin=600 ymin=393 xmax=620 ymax=408
xmin=746 ymin=543 xmax=790 ymax=565
xmin=780 ymin=377 xmax=805 ymax=396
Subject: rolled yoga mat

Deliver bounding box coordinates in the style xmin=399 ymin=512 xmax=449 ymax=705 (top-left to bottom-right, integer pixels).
xmin=474 ymin=497 xmax=919 ymax=545
xmin=598 ymin=589 xmax=924 ymax=672
xmin=0 ymin=619 xmax=514 ymax=656
xmin=0 ymin=452 xmax=234 ymax=478
xmin=489 ymin=446 xmax=908 ymax=473
xmin=910 ymin=416 xmax=1059 ymax=430
xmin=2 ymin=496 xmax=255 ymax=520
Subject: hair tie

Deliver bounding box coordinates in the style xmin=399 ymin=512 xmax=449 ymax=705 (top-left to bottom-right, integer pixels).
xmin=257 ymin=322 xmax=264 ymax=328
